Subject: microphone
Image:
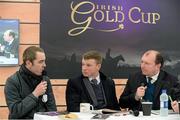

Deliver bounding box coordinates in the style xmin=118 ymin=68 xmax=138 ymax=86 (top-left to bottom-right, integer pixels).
xmin=42 ymin=71 xmax=48 ymax=103
xmin=42 ymin=70 xmax=47 ymax=78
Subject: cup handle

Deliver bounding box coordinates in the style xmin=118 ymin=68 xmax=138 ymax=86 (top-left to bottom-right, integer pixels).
xmin=90 ymin=105 xmax=94 ymax=111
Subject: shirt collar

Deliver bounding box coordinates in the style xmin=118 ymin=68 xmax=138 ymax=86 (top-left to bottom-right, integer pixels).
xmin=89 ymin=74 xmax=100 ymax=84
xmin=146 ymin=71 xmax=159 ymax=84
xmin=8 ymin=39 xmax=14 ymax=45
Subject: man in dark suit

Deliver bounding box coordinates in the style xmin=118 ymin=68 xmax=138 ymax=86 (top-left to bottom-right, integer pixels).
xmin=1 ymin=29 xmax=19 ymax=58
xmin=119 ymin=50 xmax=180 ymax=111
xmin=66 ymin=50 xmax=119 ymax=112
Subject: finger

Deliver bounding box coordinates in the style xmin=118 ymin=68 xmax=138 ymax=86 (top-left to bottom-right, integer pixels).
xmin=42 ymin=89 xmax=46 ymax=94
xmin=139 ymin=86 xmax=147 ymax=90
xmin=42 ymin=81 xmax=47 ymax=84
xmin=172 ymin=102 xmax=176 ymax=106
xmin=139 ymin=86 xmax=144 ymax=89
xmin=44 ymin=82 xmax=48 ymax=86
xmin=44 ymin=87 xmax=47 ymax=90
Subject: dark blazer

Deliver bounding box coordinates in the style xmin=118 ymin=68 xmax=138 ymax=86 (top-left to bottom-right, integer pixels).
xmin=119 ymin=70 xmax=180 ymax=110
xmin=66 ymin=72 xmax=119 ymax=112
xmin=4 ymin=38 xmax=19 ymax=58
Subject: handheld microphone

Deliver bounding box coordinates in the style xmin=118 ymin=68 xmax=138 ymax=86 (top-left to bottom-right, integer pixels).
xmin=42 ymin=70 xmax=47 ymax=79
xmin=42 ymin=71 xmax=48 ymax=103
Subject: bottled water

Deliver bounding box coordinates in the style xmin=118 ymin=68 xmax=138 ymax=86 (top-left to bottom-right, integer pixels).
xmin=160 ymin=89 xmax=168 ymax=116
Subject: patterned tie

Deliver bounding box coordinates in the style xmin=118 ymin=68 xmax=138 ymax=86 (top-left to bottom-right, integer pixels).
xmin=91 ymin=79 xmax=98 ymax=85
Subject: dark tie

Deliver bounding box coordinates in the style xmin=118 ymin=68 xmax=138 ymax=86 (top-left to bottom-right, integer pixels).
xmin=148 ymin=77 xmax=152 ymax=83
xmin=144 ymin=77 xmax=154 ymax=102
xmin=91 ymin=79 xmax=98 ymax=85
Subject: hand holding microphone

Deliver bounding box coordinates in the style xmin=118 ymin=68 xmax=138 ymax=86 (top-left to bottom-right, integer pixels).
xmin=33 ymin=71 xmax=48 ymax=102
xmin=131 ymin=83 xmax=147 ymax=117
xmin=42 ymin=75 xmax=48 ymax=102
xmin=32 ymin=81 xmax=47 ymax=98
xmin=135 ymin=83 xmax=147 ymax=101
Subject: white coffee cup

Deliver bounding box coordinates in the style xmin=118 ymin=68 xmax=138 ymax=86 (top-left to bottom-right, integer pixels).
xmin=80 ymin=103 xmax=94 ymax=113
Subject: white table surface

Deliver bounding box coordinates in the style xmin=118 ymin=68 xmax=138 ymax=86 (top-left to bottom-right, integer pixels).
xmin=34 ymin=111 xmax=180 ymax=120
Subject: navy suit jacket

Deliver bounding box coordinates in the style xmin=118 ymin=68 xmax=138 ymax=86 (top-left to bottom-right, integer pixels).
xmin=66 ymin=72 xmax=119 ymax=112
xmin=119 ymin=70 xmax=180 ymax=110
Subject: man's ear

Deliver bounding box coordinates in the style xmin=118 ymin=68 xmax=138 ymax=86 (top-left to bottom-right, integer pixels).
xmin=97 ymin=64 xmax=101 ymax=70
xmin=25 ymin=60 xmax=32 ymax=67
xmin=157 ymin=63 xmax=161 ymax=69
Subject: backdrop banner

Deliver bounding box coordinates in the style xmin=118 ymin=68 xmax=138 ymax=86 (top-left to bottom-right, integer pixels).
xmin=41 ymin=0 xmax=180 ymax=79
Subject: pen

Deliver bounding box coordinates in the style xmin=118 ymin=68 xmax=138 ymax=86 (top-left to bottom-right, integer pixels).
xmin=168 ymin=95 xmax=173 ymax=103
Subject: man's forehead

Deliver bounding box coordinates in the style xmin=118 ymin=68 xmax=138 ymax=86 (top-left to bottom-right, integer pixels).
xmin=142 ymin=52 xmax=156 ymax=62
xmin=4 ymin=31 xmax=9 ymax=35
xmin=143 ymin=51 xmax=156 ymax=58
xmin=144 ymin=50 xmax=159 ymax=56
xmin=82 ymin=58 xmax=97 ymax=63
xmin=35 ymin=52 xmax=45 ymax=59
xmin=83 ymin=58 xmax=96 ymax=61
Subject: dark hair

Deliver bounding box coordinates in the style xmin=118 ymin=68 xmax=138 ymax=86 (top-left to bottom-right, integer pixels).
xmin=83 ymin=50 xmax=102 ymax=64
xmin=8 ymin=30 xmax=16 ymax=38
xmin=155 ymin=52 xmax=164 ymax=68
xmin=23 ymin=46 xmax=44 ymax=64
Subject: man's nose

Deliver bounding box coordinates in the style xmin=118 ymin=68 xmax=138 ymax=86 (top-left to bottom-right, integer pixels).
xmin=43 ymin=62 xmax=46 ymax=67
xmin=141 ymin=63 xmax=144 ymax=67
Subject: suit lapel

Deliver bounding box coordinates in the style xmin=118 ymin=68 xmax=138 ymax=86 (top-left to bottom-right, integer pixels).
xmin=100 ymin=79 xmax=108 ymax=106
xmin=139 ymin=75 xmax=147 ymax=86
xmin=82 ymin=78 xmax=98 ymax=106
xmin=153 ymin=71 xmax=165 ymax=100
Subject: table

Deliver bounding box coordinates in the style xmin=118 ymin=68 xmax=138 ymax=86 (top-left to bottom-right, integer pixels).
xmin=34 ymin=111 xmax=180 ymax=120
xmin=108 ymin=112 xmax=180 ymax=120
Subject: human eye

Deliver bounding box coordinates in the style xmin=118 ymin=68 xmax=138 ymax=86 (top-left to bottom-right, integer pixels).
xmin=87 ymin=64 xmax=92 ymax=67
xmin=39 ymin=60 xmax=45 ymax=64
